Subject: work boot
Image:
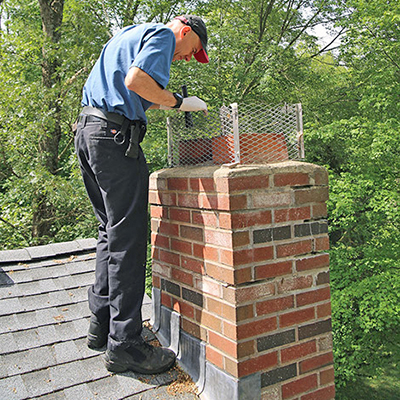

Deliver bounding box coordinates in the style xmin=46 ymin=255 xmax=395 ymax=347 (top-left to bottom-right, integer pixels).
xmin=103 ymin=341 xmax=176 ymax=374
xmin=87 ymin=313 xmax=109 ymax=350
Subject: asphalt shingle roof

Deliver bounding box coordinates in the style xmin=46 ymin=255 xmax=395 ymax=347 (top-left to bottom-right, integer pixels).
xmin=0 ymin=240 xmax=198 ymax=400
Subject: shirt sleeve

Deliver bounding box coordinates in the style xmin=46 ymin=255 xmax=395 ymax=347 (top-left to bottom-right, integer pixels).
xmin=132 ymin=27 xmax=175 ymax=89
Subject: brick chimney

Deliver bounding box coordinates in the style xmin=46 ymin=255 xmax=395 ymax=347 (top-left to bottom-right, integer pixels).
xmin=150 ymin=161 xmax=335 ymax=400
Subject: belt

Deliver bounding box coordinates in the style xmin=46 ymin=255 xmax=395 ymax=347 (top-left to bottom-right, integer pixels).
xmin=79 ymin=106 xmax=146 ymax=159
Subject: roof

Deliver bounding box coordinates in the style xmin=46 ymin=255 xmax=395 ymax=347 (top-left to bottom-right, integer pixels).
xmin=0 ymin=240 xmax=199 ymax=400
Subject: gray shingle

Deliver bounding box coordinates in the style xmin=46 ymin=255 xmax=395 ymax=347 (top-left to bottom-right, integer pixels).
xmin=64 ymin=382 xmax=96 ymax=400
xmin=0 ymin=249 xmax=31 ymax=264
xmin=0 ymin=375 xmax=29 ymax=400
xmin=53 ymin=341 xmax=82 ymax=364
xmin=22 ymin=367 xmax=54 ymax=398
xmin=0 ymin=332 xmax=19 ymax=354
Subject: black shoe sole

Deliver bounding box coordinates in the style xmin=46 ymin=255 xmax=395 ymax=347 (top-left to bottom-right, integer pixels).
xmin=87 ymin=332 xmax=107 ymax=350
xmin=103 ymin=353 xmax=176 ymax=374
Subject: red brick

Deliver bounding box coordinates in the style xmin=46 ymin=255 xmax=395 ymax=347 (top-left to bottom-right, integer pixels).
xmin=158 ymin=221 xmax=179 ymax=237
xmin=190 ymin=177 xmax=215 ymax=192
xmin=182 ymin=318 xmax=206 ymax=341
xmin=171 ymin=239 xmax=192 ymax=255
xmin=153 ymin=275 xmax=161 ymax=288
xmin=231 ymin=210 xmax=272 ymax=229
xmin=237 ymin=317 xmax=277 ymax=340
xmin=168 ymin=177 xmax=188 ymax=191
xmin=159 ymin=249 xmax=180 ymax=266
xmin=181 ymin=256 xmax=204 ymax=274
xmin=229 ymin=194 xmax=248 ymax=210
xmin=180 ymin=225 xmax=204 ymax=242
xmin=314 ymin=236 xmax=330 ymax=251
xmin=151 ymin=233 xmax=170 ymax=249
xmin=219 ymin=213 xmax=232 ymax=229
xmin=275 ymin=206 xmax=311 ymax=223
xmin=170 ymin=208 xmax=191 ymax=222
xmin=238 ymin=340 xmax=255 ymax=358
xmin=207 ymin=298 xmax=236 ymax=321
xmin=256 ymin=295 xmax=294 ymax=316
xmin=179 ymin=301 xmax=195 ymax=319
xmin=255 ymin=261 xmax=292 ymax=280
xmin=296 ymin=287 xmax=331 ymax=307
xmin=254 ymin=246 xmax=275 ymax=262
xmin=296 ymin=254 xmax=329 ymax=272
xmin=209 ymin=331 xmax=237 ymax=357
xmin=200 ymin=193 xmax=219 ymax=209
xmin=203 ymin=246 xmax=219 ymax=262
xmin=150 ymin=205 xmax=168 ymax=219
xmin=228 ymin=175 xmax=270 ymax=191
xmin=205 ymin=229 xmax=232 ymax=247
xmin=280 ymin=307 xmax=315 ymax=328
xmin=300 ymin=385 xmax=335 ymax=400
xmin=278 ymin=275 xmax=313 ymax=294
xmin=274 ymin=172 xmax=310 ymax=187
xmin=158 ymin=192 xmax=177 ymax=206
xmin=161 ymin=292 xmax=172 ymax=308
xmin=206 ymin=345 xmax=224 ymax=369
xmin=277 ymin=239 xmax=313 ymax=258
xmin=238 ymin=351 xmax=278 ymax=377
xmin=223 ymin=321 xmax=237 ymax=340
xmin=232 ymin=231 xmax=251 ymax=247
xmin=299 ymin=352 xmax=334 ymax=374
xmin=282 ymin=374 xmax=318 ymax=399
xmin=320 ymin=367 xmax=335 ymax=385
xmin=192 ymin=211 xmax=218 ymax=227
xmin=206 ymin=263 xmax=234 ymax=285
xmin=281 ymin=340 xmax=317 ymax=364
xmin=171 ymin=268 xmax=193 ymax=286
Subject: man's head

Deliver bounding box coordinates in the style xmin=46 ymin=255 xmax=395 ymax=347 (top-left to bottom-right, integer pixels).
xmin=168 ymin=15 xmax=209 ymax=63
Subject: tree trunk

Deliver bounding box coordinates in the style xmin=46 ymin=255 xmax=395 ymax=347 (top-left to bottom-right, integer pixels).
xmin=32 ymin=0 xmax=64 ymax=241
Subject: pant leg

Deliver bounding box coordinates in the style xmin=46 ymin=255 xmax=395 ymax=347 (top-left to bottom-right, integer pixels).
xmin=75 ymin=117 xmax=149 ymax=349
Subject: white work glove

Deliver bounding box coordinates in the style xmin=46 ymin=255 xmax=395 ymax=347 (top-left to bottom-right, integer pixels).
xmin=180 ymin=96 xmax=208 ymax=114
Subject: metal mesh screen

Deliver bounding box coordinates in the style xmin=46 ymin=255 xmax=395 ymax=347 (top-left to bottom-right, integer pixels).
xmin=167 ymin=103 xmax=304 ymax=167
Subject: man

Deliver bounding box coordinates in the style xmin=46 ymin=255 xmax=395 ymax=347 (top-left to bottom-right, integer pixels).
xmin=74 ymin=15 xmax=209 ymax=374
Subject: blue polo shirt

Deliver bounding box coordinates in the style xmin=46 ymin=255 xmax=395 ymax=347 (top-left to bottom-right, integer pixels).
xmin=82 ymin=23 xmax=175 ymax=122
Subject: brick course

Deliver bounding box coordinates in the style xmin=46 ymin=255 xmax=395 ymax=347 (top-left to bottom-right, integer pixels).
xmin=150 ymin=162 xmax=334 ymax=400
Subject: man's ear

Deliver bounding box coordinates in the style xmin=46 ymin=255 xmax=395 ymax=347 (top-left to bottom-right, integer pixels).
xmin=180 ymin=25 xmax=191 ymax=38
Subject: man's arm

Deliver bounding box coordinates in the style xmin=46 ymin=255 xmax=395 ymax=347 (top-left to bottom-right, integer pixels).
xmin=125 ymin=67 xmax=177 ymax=108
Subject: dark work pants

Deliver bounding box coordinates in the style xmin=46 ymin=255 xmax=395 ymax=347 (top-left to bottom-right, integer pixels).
xmin=75 ymin=116 xmax=149 ymax=351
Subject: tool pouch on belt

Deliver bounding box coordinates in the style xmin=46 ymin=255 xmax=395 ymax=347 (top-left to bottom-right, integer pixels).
xmin=125 ymin=121 xmax=147 ymax=159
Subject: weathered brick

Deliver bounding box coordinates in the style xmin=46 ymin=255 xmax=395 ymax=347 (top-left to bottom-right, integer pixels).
xmin=238 ymin=340 xmax=255 ymax=358
xmin=229 ymin=175 xmax=270 ymax=191
xmin=274 ymin=206 xmax=311 ymax=223
xmin=256 ymin=295 xmax=294 ymax=316
xmin=261 ymin=363 xmax=297 ymax=387
xmin=294 ymin=187 xmax=329 ymax=205
xmin=200 ymin=193 xmax=219 ymax=209
xmin=205 ymin=229 xmax=232 ymax=247
xmin=161 ymin=292 xmax=172 ymax=307
xmin=296 ymin=254 xmax=329 ymax=272
xmin=234 ymin=267 xmax=252 ymax=284
xmin=253 ymin=192 xmax=292 ymax=208
xmin=232 ymin=231 xmax=251 ymax=247
xmin=150 ymin=205 xmax=168 ymax=219
xmin=206 ymin=345 xmax=224 ymax=369
xmin=277 ymin=275 xmax=313 ymax=294
xmin=257 ymin=329 xmax=296 ymax=352
xmin=317 ymin=271 xmax=330 ymax=285
xmin=151 ymin=233 xmax=170 ymax=249
xmin=192 ymin=210 xmax=218 ymax=227
xmin=281 ymin=340 xmax=317 ymax=364
xmin=298 ymin=319 xmax=332 ymax=340
xmin=177 ymin=193 xmax=199 ymax=208
xmin=159 ymin=249 xmax=180 ymax=266
xmin=282 ymin=374 xmax=318 ymax=399
xmin=254 ymin=225 xmax=291 ymax=244
xmin=236 ymin=282 xmax=275 ymax=304
xmin=198 ymin=310 xmax=222 ymax=332
xmin=180 ymin=225 xmax=204 ymax=242
xmin=233 ymin=246 xmax=274 ymax=266
xmin=231 ymin=210 xmax=272 ymax=229
xmin=317 ymin=302 xmax=332 ymax=318
xmin=237 ymin=304 xmax=254 ymax=321
xmin=312 ymin=203 xmax=327 ymax=218
xmin=158 ymin=221 xmax=179 ymax=237
xmin=238 ymin=352 xmax=278 ymax=377
xmin=314 ymin=236 xmax=330 ymax=251
xmin=182 ymin=287 xmax=203 ymax=307
xmin=205 ymin=263 xmax=234 ymax=284
xmin=320 ymin=367 xmax=335 ymax=385
xmin=171 ymin=268 xmax=193 ymax=286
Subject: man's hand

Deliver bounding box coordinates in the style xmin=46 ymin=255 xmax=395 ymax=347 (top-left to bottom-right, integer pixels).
xmin=180 ymin=96 xmax=208 ymax=114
